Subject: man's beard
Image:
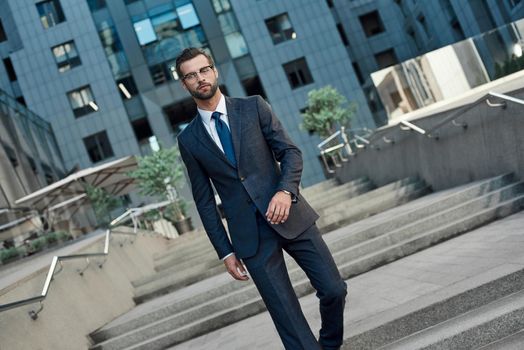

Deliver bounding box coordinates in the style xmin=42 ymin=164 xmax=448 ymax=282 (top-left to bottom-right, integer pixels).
xmin=189 ymin=80 xmax=219 ymax=100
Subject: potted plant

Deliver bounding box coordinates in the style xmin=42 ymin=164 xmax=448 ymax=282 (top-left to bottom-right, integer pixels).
xmin=85 ymin=184 xmax=123 ymax=228
xmin=128 ymin=145 xmax=194 ymax=234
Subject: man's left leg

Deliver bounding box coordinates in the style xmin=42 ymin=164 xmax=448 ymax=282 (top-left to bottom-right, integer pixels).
xmin=283 ymin=224 xmax=347 ymax=350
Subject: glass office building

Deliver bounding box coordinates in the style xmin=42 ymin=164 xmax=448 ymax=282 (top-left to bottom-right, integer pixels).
xmin=0 ymin=0 xmax=523 ymax=190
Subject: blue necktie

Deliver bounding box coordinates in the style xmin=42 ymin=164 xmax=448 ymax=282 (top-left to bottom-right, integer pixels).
xmin=211 ymin=111 xmax=237 ymax=167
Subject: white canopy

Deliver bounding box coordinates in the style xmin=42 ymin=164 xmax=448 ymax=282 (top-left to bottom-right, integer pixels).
xmin=15 ymin=156 xmax=138 ymax=212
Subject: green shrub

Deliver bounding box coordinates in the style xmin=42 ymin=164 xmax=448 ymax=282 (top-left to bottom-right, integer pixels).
xmin=0 ymin=247 xmax=20 ymax=263
xmin=55 ymin=231 xmax=72 ymax=242
xmin=44 ymin=232 xmax=58 ymax=245
xmin=30 ymin=237 xmax=47 ymax=252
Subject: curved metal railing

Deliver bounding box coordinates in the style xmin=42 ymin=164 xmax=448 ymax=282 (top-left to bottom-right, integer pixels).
xmin=318 ymin=127 xmax=372 ymax=173
xmin=367 ymin=91 xmax=518 ymax=148
xmin=0 ymin=211 xmax=137 ymax=319
xmin=317 ymin=91 xmax=523 ymax=173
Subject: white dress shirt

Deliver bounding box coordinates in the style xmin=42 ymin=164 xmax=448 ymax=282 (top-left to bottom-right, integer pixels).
xmin=198 ymin=94 xmax=230 ymax=153
xmin=198 ymin=95 xmax=235 ymax=261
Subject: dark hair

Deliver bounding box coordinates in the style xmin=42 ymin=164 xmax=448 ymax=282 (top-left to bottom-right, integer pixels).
xmin=175 ymin=47 xmax=214 ymax=79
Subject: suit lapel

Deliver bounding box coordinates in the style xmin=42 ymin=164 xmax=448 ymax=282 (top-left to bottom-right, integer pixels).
xmin=226 ymin=96 xmax=242 ymax=167
xmin=190 ymin=114 xmax=235 ymax=168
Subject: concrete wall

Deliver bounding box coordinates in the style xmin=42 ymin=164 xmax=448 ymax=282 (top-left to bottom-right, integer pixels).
xmin=336 ymin=87 xmax=524 ymax=191
xmin=0 ymin=228 xmax=169 ymax=350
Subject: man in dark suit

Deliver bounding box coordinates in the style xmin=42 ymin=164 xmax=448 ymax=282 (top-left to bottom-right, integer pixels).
xmin=176 ymin=47 xmax=346 ymax=350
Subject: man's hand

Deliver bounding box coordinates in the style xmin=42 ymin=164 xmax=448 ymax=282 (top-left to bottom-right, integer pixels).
xmin=223 ymin=254 xmax=249 ymax=281
xmin=265 ymin=191 xmax=292 ymax=224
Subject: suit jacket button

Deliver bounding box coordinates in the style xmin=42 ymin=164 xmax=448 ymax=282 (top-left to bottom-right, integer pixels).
xmin=240 ymin=176 xmax=245 ymax=181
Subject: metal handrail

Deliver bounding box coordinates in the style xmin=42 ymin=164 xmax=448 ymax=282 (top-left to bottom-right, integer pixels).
xmin=425 ymin=91 xmax=524 ymax=138
xmin=400 ymin=120 xmax=426 ymax=135
xmin=366 ymin=91 xmax=524 ymax=146
xmin=0 ymin=211 xmax=137 ymax=318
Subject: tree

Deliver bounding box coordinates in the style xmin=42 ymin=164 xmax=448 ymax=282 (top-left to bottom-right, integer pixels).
xmin=127 ymin=146 xmax=188 ymax=221
xmin=301 ymin=85 xmax=356 ymax=138
xmin=85 ymin=185 xmax=123 ymax=227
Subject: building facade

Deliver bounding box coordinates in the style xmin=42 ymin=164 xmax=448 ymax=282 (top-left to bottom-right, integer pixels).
xmin=0 ymin=0 xmax=523 ymax=191
xmin=0 ymin=87 xmax=65 ymax=245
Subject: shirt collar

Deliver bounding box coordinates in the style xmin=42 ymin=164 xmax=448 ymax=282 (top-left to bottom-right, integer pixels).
xmin=199 ymin=95 xmax=227 ymax=126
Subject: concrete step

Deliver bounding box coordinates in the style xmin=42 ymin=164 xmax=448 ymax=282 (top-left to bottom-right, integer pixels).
xmin=304 ymin=177 xmax=371 ymax=203
xmin=478 ymin=329 xmax=524 ymax=350
xmin=153 ymin=238 xmax=215 ymax=273
xmin=133 ymin=260 xmax=225 ymax=304
xmin=342 ymin=265 xmax=524 ymax=349
xmin=300 ymin=178 xmax=340 ymax=197
xmin=152 ymin=227 xmax=207 ymax=257
xmin=324 ymin=173 xmax=515 ymax=253
xmin=317 ymin=178 xmax=431 ymax=233
xmin=328 ymin=182 xmax=524 ymax=269
xmin=308 ymin=180 xmax=376 ymax=212
xmin=153 ymin=231 xmax=210 ymax=263
xmin=135 ymin=178 xmax=428 ymax=303
xmin=89 ymin=176 xmax=523 ymax=349
xmin=132 ymin=253 xmax=221 ymax=289
xmin=376 ymin=289 xmax=524 ymax=350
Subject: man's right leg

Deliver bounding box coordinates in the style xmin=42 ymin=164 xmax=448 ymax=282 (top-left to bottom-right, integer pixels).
xmin=243 ymin=213 xmax=321 ymax=350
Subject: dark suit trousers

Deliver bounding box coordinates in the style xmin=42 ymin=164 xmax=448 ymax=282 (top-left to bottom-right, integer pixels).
xmin=243 ymin=212 xmax=347 ymax=350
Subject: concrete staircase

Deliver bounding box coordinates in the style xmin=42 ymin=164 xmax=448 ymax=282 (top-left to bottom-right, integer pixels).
xmin=132 ymin=177 xmax=379 ymax=304
xmin=88 ymin=173 xmax=524 ymax=350
xmin=341 ymin=212 xmax=524 ymax=350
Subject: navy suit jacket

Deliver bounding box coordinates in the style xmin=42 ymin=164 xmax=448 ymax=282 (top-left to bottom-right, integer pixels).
xmin=177 ymin=95 xmax=319 ymax=259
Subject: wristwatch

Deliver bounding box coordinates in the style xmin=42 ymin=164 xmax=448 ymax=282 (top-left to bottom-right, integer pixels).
xmin=280 ymin=190 xmax=292 ymax=196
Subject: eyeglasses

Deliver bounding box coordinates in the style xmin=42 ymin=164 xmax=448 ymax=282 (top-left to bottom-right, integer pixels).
xmin=182 ymin=65 xmax=214 ymax=82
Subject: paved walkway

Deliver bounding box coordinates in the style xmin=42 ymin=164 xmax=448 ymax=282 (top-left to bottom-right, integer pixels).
xmin=169 ymin=212 xmax=524 ymax=350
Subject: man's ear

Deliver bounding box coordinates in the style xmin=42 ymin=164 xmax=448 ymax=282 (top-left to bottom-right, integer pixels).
xmin=181 ymin=80 xmax=188 ymax=91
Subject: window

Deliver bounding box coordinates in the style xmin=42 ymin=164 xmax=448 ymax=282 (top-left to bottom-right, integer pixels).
xmin=242 ymin=76 xmax=266 ymax=99
xmin=116 ymin=76 xmax=139 ymax=99
xmin=265 ymin=13 xmax=296 ymax=44
xmin=352 ymin=62 xmax=364 ymax=84
xmin=67 ymin=86 xmax=98 ymax=117
xmin=52 ymin=41 xmax=81 ymax=72
xmin=337 ymin=23 xmax=349 ymax=46
xmin=417 ymin=15 xmax=431 ymax=39
xmin=131 ymin=118 xmax=154 ymax=143
xmin=450 ymin=18 xmax=465 ymax=40
xmin=407 ymin=27 xmax=421 ymax=50
xmin=2 ymin=143 xmax=18 ymax=167
xmin=0 ymin=19 xmax=7 ymax=42
xmin=212 ymin=0 xmax=232 ymax=13
xmin=42 ymin=164 xmax=54 ymax=184
xmin=283 ymin=57 xmax=314 ymax=89
xmin=177 ymin=3 xmax=200 ymax=29
xmin=224 ymin=32 xmax=248 ymax=58
xmin=36 ymin=0 xmax=66 ymax=29
xmin=375 ymin=49 xmax=398 ymax=69
xmin=359 ymin=11 xmax=385 ymax=37
xmin=133 ymin=18 xmax=156 ymax=46
xmin=87 ymin=0 xmax=106 ymax=11
xmin=83 ymin=131 xmax=114 ymax=163
xmin=3 ymin=57 xmax=17 ymax=81
xmin=16 ymin=96 xmax=26 ymax=106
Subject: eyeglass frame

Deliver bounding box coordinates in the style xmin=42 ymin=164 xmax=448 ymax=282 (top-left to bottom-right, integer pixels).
xmin=182 ymin=65 xmax=215 ymax=82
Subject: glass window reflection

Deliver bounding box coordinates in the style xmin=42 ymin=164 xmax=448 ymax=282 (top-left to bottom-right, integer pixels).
xmin=177 ymin=3 xmax=200 ymax=29
xmin=134 ymin=18 xmax=157 ymax=46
